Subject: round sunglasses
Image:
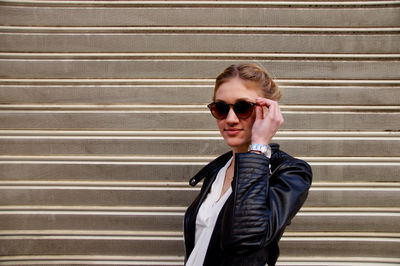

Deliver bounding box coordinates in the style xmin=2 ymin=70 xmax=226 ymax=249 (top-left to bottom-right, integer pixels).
xmin=207 ymin=100 xmax=257 ymax=120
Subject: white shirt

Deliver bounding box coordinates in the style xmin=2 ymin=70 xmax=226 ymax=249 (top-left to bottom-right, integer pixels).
xmin=186 ymin=157 xmax=233 ymax=266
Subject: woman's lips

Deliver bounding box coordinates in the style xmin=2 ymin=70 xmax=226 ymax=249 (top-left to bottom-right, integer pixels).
xmin=224 ymin=128 xmax=243 ymax=136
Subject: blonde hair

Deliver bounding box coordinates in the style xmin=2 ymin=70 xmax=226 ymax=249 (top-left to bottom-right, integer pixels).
xmin=213 ymin=63 xmax=282 ymax=101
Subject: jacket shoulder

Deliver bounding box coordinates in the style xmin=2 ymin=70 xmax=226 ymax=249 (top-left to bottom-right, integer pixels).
xmin=270 ymin=143 xmax=312 ymax=184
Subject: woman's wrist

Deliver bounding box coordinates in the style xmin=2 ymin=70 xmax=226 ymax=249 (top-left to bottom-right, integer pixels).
xmin=251 ymin=138 xmax=270 ymax=146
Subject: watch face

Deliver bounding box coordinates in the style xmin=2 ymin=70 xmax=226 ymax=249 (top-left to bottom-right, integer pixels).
xmin=249 ymin=144 xmax=271 ymax=158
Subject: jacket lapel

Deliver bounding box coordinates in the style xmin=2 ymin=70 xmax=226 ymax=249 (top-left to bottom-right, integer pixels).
xmin=184 ymin=151 xmax=233 ymax=259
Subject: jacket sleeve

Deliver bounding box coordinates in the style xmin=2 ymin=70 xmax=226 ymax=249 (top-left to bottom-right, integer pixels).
xmin=220 ymin=151 xmax=312 ymax=255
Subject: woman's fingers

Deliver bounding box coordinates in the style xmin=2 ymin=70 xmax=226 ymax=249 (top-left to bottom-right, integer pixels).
xmin=255 ymin=97 xmax=272 ymax=108
xmin=255 ymin=104 xmax=264 ymax=120
xmin=256 ymin=98 xmax=283 ymax=123
xmin=251 ymin=98 xmax=284 ymax=145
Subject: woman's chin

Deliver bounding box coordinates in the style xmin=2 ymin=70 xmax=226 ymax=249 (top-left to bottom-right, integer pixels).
xmin=224 ymin=138 xmax=250 ymax=152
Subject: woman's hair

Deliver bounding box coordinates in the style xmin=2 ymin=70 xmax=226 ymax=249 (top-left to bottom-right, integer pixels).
xmin=213 ymin=63 xmax=282 ymax=101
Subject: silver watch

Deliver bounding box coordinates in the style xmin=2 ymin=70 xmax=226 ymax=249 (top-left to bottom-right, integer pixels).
xmin=248 ymin=144 xmax=271 ymax=158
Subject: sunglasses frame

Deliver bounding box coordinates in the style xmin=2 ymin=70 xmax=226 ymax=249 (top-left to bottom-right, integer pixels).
xmin=207 ymin=100 xmax=257 ymax=120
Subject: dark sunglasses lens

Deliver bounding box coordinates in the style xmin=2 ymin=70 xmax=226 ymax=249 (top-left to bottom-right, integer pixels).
xmin=234 ymin=101 xmax=254 ymax=118
xmin=210 ymin=102 xmax=229 ymax=119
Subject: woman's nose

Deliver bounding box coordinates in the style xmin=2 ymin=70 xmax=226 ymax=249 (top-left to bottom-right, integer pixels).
xmin=225 ymin=107 xmax=239 ymax=123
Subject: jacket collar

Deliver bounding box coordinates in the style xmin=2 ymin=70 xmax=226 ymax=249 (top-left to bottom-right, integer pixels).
xmin=189 ymin=151 xmax=232 ymax=186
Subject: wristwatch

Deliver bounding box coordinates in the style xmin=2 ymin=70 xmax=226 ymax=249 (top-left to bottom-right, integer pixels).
xmin=248 ymin=144 xmax=271 ymax=158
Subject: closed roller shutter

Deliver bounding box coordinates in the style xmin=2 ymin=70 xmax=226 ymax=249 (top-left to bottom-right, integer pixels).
xmin=0 ymin=1 xmax=399 ymax=265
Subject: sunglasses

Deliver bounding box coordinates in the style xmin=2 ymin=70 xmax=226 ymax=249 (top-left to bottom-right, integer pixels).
xmin=207 ymin=100 xmax=257 ymax=120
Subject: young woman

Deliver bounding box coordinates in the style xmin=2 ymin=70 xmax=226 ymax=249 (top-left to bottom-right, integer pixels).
xmin=184 ymin=63 xmax=312 ymax=266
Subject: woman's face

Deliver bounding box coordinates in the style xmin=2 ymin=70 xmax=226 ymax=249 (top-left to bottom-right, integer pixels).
xmin=214 ymin=77 xmax=263 ymax=153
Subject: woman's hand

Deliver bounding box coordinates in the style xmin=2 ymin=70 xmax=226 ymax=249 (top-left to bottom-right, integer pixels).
xmin=251 ymin=97 xmax=284 ymax=145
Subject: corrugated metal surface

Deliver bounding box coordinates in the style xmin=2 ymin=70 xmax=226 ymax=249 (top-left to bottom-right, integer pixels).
xmin=0 ymin=0 xmax=399 ymax=265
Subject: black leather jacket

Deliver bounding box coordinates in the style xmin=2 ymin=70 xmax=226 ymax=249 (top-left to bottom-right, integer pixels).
xmin=184 ymin=144 xmax=312 ymax=266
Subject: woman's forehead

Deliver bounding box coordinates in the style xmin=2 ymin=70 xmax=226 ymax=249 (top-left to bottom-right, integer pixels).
xmin=215 ymin=78 xmax=262 ymax=100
